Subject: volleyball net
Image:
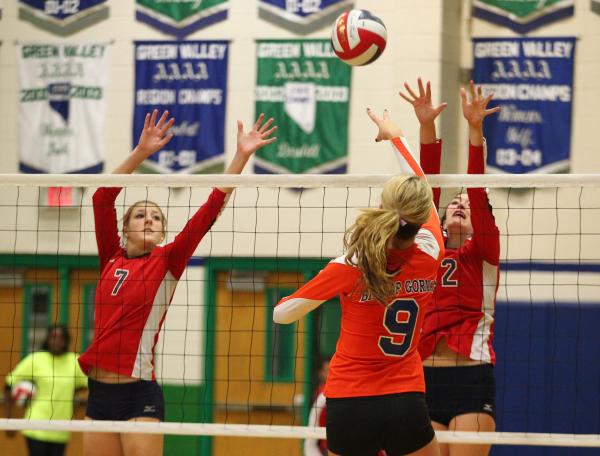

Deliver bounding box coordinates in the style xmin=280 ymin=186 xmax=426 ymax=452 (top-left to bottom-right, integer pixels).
xmin=0 ymin=173 xmax=599 ymax=453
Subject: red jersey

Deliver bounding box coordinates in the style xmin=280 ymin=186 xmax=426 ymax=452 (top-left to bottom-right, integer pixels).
xmin=305 ymin=386 xmax=327 ymax=456
xmin=275 ymin=138 xmax=444 ymax=398
xmin=417 ymin=141 xmax=500 ymax=364
xmin=79 ymin=187 xmax=226 ymax=380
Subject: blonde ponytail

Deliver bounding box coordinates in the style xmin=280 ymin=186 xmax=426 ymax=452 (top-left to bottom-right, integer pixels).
xmin=344 ymin=175 xmax=433 ymax=305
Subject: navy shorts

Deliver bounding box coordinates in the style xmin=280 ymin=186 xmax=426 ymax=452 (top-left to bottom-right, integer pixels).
xmin=86 ymin=378 xmax=165 ymax=421
xmin=326 ymin=392 xmax=435 ymax=456
xmin=424 ymin=364 xmax=496 ymax=427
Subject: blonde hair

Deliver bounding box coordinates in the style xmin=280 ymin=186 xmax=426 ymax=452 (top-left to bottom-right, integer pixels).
xmin=122 ymin=200 xmax=167 ymax=240
xmin=343 ymin=175 xmax=433 ymax=305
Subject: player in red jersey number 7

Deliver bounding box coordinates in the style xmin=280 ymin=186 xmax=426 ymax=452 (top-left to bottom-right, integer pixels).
xmin=274 ymin=108 xmax=443 ymax=456
xmin=78 ymin=110 xmax=277 ymax=456
xmin=401 ymin=78 xmax=501 ymax=456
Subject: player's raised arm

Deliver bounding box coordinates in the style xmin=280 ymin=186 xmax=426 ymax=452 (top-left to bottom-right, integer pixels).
xmin=366 ymin=107 xmax=443 ymax=253
xmin=399 ymin=77 xmax=446 ymax=146
xmin=113 ymin=109 xmax=175 ymax=175
xmin=366 ymin=107 xmax=425 ymax=178
xmin=92 ymin=110 xmax=175 ymax=268
xmin=218 ymin=113 xmax=277 ymax=194
xmin=461 ymin=81 xmax=501 ymax=264
xmin=400 ymin=77 xmax=446 ymax=209
xmin=167 ymin=114 xmax=277 ymax=278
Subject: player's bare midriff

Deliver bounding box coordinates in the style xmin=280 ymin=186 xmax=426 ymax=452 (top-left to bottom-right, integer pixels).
xmin=88 ymin=366 xmax=140 ymax=384
xmin=422 ymin=337 xmax=487 ymax=367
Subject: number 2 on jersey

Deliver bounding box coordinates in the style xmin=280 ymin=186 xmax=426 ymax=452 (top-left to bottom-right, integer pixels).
xmin=111 ymin=269 xmax=129 ymax=296
xmin=441 ymin=258 xmax=458 ymax=287
xmin=378 ymin=298 xmax=419 ymax=357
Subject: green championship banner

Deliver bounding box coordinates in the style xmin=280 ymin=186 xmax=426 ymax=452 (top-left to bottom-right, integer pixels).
xmin=136 ymin=0 xmax=228 ymax=38
xmin=255 ymin=39 xmax=351 ymax=175
xmin=473 ymin=0 xmax=574 ymax=33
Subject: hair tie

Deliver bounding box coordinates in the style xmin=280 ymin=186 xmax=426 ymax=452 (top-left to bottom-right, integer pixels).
xmin=399 ymin=218 xmax=408 ymax=227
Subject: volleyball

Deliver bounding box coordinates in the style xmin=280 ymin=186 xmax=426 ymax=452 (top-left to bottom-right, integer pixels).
xmin=331 ymin=9 xmax=387 ymax=66
xmin=11 ymin=380 xmax=36 ymax=408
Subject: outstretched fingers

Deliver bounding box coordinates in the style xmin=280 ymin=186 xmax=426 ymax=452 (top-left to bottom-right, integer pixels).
xmin=469 ymin=79 xmax=477 ymax=101
xmin=261 ymin=125 xmax=278 ymax=139
xmin=486 ymin=105 xmax=501 ymax=116
xmin=258 ymin=117 xmax=274 ymax=134
xmin=161 ymin=117 xmax=175 ymax=135
xmin=158 ymin=131 xmax=174 ymax=148
xmin=261 ymin=136 xmax=277 ymax=146
xmin=417 ymin=77 xmax=426 ymax=98
xmin=404 ymin=82 xmax=419 ymax=100
xmin=156 ymin=110 xmax=169 ymax=129
xmin=366 ymin=107 xmax=382 ymax=125
xmin=399 ymin=91 xmax=414 ymax=104
xmin=434 ymin=102 xmax=448 ymax=116
xmin=149 ymin=109 xmax=158 ymax=129
xmin=460 ymin=86 xmax=468 ymax=105
xmin=253 ymin=113 xmax=265 ymax=131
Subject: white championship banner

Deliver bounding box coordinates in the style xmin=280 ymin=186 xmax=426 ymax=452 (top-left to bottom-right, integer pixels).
xmin=18 ymin=42 xmax=109 ymax=173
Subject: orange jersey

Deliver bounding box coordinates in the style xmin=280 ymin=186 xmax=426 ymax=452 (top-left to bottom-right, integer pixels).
xmin=275 ymin=137 xmax=444 ymax=398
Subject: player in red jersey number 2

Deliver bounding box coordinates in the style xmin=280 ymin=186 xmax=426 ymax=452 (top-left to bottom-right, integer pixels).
xmin=78 ymin=110 xmax=276 ymax=456
xmin=401 ymin=78 xmax=501 ymax=456
xmin=274 ymin=107 xmax=443 ymax=456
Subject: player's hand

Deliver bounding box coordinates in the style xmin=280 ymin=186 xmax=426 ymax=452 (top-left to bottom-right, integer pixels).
xmin=137 ymin=109 xmax=175 ymax=157
xmin=366 ymin=108 xmax=403 ymax=142
xmin=461 ymin=80 xmax=501 ymax=128
xmin=235 ymin=113 xmax=277 ymax=159
xmin=399 ymin=78 xmax=447 ymax=125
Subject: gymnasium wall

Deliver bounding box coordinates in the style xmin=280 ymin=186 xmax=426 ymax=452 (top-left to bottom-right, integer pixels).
xmin=0 ymin=0 xmax=598 ymax=259
xmin=0 ymin=2 xmax=599 ymax=454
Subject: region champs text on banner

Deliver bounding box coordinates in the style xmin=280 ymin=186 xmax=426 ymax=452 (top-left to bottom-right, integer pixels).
xmin=473 ymin=37 xmax=576 ymax=174
xmin=134 ymin=41 xmax=229 ymax=174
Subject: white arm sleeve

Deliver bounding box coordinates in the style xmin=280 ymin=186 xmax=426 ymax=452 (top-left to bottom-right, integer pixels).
xmin=273 ymin=298 xmax=326 ymax=324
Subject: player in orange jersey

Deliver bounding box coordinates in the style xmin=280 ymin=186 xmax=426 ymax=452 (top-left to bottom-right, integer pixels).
xmin=401 ymin=78 xmax=501 ymax=456
xmin=274 ymin=108 xmax=443 ymax=456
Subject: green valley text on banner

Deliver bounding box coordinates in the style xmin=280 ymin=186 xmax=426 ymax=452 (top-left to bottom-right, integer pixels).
xmin=593 ymin=0 xmax=600 ymax=15
xmin=473 ymin=37 xmax=576 ymax=174
xmin=473 ymin=0 xmax=574 ymax=33
xmin=258 ymin=0 xmax=353 ymax=34
xmin=136 ymin=0 xmax=228 ymax=38
xmin=18 ymin=1 xmax=109 ymax=36
xmin=134 ymin=41 xmax=229 ymax=174
xmin=255 ymin=39 xmax=351 ymax=175
xmin=18 ymin=43 xmax=109 ymax=174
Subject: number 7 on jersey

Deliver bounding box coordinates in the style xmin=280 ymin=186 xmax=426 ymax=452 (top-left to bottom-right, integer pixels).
xmin=111 ymin=269 xmax=129 ymax=296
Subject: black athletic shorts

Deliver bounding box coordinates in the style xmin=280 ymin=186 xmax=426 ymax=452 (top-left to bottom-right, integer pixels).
xmin=424 ymin=364 xmax=495 ymax=427
xmin=326 ymin=392 xmax=435 ymax=456
xmin=86 ymin=378 xmax=165 ymax=421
